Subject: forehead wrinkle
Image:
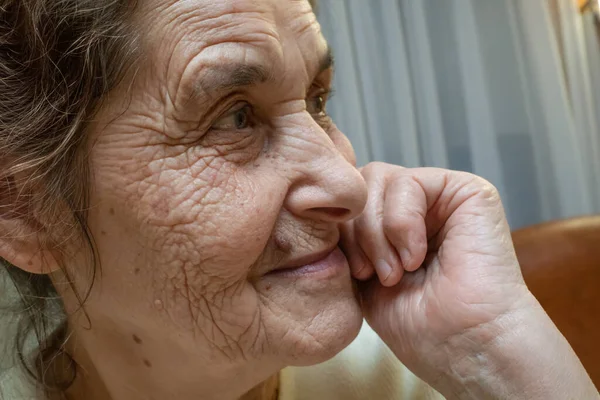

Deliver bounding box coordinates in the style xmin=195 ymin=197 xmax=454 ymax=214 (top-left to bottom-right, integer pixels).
xmin=187 ymin=41 xmax=330 ymax=109
xmin=168 ymin=31 xmax=283 ymax=112
xmin=154 ymin=1 xmax=280 ymax=51
xmin=151 ymin=0 xmax=329 ymax=114
xmin=285 ymin=2 xmax=319 ymax=37
xmin=274 ymin=9 xmax=331 ymax=84
xmin=142 ymin=0 xmax=282 ymax=89
xmin=143 ymin=0 xmax=274 ymax=34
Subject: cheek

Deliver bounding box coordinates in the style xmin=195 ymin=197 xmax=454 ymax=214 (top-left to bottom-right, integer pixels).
xmin=93 ymin=143 xmax=288 ymax=284
xmin=87 ymin=142 xmax=290 ymax=337
xmin=145 ymin=161 xmax=287 ymax=338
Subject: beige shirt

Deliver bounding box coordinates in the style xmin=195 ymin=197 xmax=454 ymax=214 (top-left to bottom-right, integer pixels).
xmin=279 ymin=322 xmax=444 ymax=400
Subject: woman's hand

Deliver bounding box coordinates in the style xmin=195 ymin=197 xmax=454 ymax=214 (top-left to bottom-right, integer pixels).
xmin=341 ymin=163 xmax=528 ymax=356
xmin=341 ymin=163 xmax=599 ymax=399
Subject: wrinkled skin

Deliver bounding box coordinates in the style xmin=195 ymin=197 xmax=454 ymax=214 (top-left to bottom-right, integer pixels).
xmin=59 ymin=0 xmax=368 ymax=399
xmin=341 ymin=164 xmax=532 ymax=388
xmin=7 ymin=0 xmax=597 ymax=399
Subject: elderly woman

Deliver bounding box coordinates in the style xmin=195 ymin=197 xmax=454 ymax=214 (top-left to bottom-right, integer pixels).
xmin=0 ymin=0 xmax=597 ymax=399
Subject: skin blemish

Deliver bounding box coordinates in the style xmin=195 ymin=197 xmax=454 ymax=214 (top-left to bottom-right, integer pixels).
xmin=100 ymin=230 xmax=107 ymax=235
xmin=265 ymin=284 xmax=272 ymax=291
xmin=109 ymin=208 xmax=115 ymax=215
xmin=132 ymin=334 xmax=143 ymax=345
xmin=27 ymin=260 xmax=33 ymax=266
xmin=143 ymin=359 xmax=152 ymax=368
xmin=274 ymin=236 xmax=292 ymax=253
xmin=134 ymin=268 xmax=140 ymax=274
xmin=154 ymin=299 xmax=164 ymax=310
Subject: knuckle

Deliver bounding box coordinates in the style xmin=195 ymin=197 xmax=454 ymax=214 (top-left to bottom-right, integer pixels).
xmin=383 ymin=206 xmax=422 ymax=234
xmin=382 ymin=214 xmax=407 ymax=236
xmin=473 ymin=177 xmax=500 ymax=202
xmin=360 ymin=161 xmax=387 ymax=176
xmin=457 ymin=172 xmax=501 ymax=202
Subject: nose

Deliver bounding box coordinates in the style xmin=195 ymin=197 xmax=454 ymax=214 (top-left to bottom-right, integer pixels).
xmin=284 ymin=134 xmax=368 ymax=224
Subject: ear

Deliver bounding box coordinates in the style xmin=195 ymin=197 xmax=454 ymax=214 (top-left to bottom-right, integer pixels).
xmin=0 ymin=175 xmax=61 ymax=274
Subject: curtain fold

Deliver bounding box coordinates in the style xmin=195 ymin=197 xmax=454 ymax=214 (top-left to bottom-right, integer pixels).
xmin=318 ymin=0 xmax=600 ymax=228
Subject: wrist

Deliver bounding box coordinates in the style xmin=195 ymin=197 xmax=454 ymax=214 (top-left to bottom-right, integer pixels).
xmin=427 ymin=292 xmax=598 ymax=399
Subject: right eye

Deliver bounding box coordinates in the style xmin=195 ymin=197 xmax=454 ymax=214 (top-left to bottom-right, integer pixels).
xmin=306 ymin=94 xmax=326 ymax=116
xmin=211 ymin=103 xmax=254 ymax=131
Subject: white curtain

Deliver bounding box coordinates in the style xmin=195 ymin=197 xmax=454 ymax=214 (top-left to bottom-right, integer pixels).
xmin=317 ymin=0 xmax=600 ymax=229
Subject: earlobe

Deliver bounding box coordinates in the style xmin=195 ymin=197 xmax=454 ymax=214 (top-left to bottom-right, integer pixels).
xmin=0 ymin=235 xmax=60 ymax=274
xmin=0 ymin=175 xmax=61 ymax=275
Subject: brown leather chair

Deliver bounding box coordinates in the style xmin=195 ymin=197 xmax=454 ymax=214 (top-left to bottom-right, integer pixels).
xmin=512 ymin=215 xmax=600 ymax=388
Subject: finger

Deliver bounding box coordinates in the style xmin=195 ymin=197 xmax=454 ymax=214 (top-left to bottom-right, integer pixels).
xmin=355 ymin=164 xmax=404 ymax=287
xmin=382 ymin=174 xmax=429 ymax=272
xmin=359 ymin=267 xmax=428 ymax=326
xmin=383 ymin=168 xmax=498 ymax=271
xmin=340 ymin=221 xmax=375 ymax=280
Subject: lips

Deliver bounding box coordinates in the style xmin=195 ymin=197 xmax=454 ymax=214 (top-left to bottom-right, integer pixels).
xmin=262 ymin=245 xmax=350 ymax=280
xmin=269 ymin=246 xmax=337 ymax=274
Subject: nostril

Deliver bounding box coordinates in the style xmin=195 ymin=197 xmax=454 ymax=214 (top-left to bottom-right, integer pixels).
xmin=309 ymin=207 xmax=351 ymax=220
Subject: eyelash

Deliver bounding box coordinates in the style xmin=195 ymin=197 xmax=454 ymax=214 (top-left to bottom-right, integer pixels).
xmin=210 ymin=87 xmax=335 ymax=132
xmin=308 ymin=88 xmax=334 ymax=127
xmin=315 ymin=87 xmax=334 ymax=108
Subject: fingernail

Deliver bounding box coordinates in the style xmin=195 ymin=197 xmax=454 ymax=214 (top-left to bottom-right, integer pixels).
xmin=375 ymin=259 xmax=393 ymax=281
xmin=400 ymin=249 xmax=411 ymax=269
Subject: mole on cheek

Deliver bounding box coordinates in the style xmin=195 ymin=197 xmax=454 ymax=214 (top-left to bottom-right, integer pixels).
xmin=132 ymin=334 xmax=143 ymax=344
xmin=134 ymin=268 xmax=140 ymax=275
xmin=109 ymin=208 xmax=115 ymax=215
xmin=274 ymin=236 xmax=292 ymax=253
xmin=143 ymin=359 xmax=152 ymax=368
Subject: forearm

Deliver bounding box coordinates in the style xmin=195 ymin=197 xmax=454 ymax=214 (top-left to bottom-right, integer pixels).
xmin=428 ymin=295 xmax=599 ymax=399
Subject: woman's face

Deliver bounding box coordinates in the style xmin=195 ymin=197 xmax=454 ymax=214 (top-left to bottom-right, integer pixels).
xmin=71 ymin=0 xmax=367 ymax=383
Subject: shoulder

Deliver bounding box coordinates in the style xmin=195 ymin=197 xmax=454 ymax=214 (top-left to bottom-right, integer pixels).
xmin=279 ymin=321 xmax=443 ymax=400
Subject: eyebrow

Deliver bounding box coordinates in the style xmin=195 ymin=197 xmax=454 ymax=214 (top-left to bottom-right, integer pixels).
xmin=194 ymin=45 xmax=334 ymax=99
xmin=318 ymin=45 xmax=335 ymax=75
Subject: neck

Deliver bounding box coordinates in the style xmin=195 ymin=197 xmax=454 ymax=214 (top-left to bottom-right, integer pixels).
xmin=65 ymin=365 xmax=279 ymax=400
xmin=60 ymin=319 xmax=281 ymax=400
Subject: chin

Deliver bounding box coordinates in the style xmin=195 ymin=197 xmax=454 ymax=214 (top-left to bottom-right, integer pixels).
xmin=255 ymin=255 xmax=364 ymax=367
xmin=283 ymin=293 xmax=364 ymax=367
